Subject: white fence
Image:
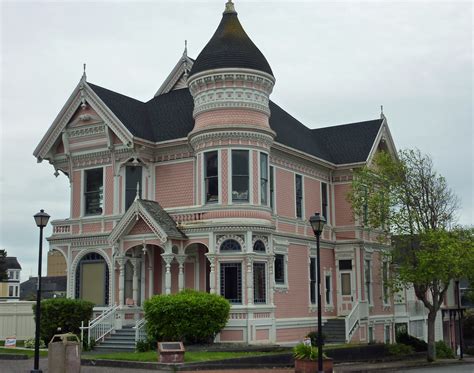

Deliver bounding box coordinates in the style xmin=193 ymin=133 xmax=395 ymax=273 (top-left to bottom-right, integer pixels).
xmin=0 ymin=301 xmax=35 ymax=340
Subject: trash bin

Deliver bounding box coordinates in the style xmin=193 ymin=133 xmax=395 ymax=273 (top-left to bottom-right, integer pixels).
xmin=48 ymin=333 xmax=81 ymax=373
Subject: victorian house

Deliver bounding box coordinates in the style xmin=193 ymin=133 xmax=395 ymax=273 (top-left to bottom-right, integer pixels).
xmin=33 ymin=1 xmax=442 ymax=346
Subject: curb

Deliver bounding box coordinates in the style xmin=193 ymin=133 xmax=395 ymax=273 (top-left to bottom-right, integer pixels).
xmin=0 ymin=353 xmax=29 ymax=360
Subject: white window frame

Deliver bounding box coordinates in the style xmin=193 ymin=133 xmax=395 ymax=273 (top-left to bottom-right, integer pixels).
xmin=230 ymin=149 xmax=250 ymax=204
xmin=219 ymin=261 xmax=243 ymax=304
xmin=295 ymin=173 xmax=304 ymax=219
xmin=82 ymin=166 xmax=105 ymax=217
xmin=253 ymin=261 xmax=267 ymax=304
xmin=382 ymin=260 xmax=391 ymax=306
xmin=269 ymin=165 xmax=276 ymax=212
xmin=259 ymin=152 xmax=269 ymax=206
xmin=321 ymin=181 xmax=329 ymax=225
xmin=384 ymin=324 xmax=391 ymax=344
xmin=202 ymin=149 xmax=220 ymax=205
xmin=309 ymin=256 xmax=318 ymax=309
xmin=123 ymin=164 xmax=144 ymax=212
xmin=365 ymin=259 xmax=373 ymax=305
xmin=324 ymin=269 xmax=334 ymax=310
xmin=274 ymin=243 xmax=288 ymax=291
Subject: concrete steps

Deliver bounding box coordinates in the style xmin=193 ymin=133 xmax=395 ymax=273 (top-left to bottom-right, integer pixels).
xmin=94 ymin=327 xmax=137 ymax=352
xmin=324 ymin=318 xmax=346 ymax=344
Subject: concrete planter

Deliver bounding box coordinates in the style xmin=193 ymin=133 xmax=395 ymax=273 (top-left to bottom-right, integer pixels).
xmin=294 ymin=357 xmax=333 ymax=373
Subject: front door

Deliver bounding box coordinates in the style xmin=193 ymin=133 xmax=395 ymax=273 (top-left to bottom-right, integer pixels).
xmin=338 ymin=259 xmax=354 ymax=315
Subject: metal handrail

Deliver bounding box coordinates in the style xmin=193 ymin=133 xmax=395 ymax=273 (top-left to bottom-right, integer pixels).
xmin=81 ymin=304 xmax=119 ymax=346
xmin=133 ymin=317 xmax=147 ymax=343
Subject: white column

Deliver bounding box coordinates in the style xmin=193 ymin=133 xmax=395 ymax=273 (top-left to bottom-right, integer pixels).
xmin=148 ymin=249 xmax=154 ymax=297
xmin=246 ymin=256 xmax=254 ymax=305
xmin=205 ymin=254 xmax=216 ymax=294
xmin=140 ymin=257 xmax=145 ymax=304
xmin=131 ymin=258 xmax=138 ymax=305
xmin=161 ymin=253 xmax=174 ymax=295
xmin=176 ymin=255 xmax=186 ymax=292
xmin=118 ymin=257 xmax=125 ymax=306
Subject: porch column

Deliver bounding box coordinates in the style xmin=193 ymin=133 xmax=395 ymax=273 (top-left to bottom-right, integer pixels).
xmin=205 ymin=254 xmax=216 ymax=294
xmin=161 ymin=253 xmax=174 ymax=295
xmin=246 ymin=256 xmax=254 ymax=305
xmin=131 ymin=258 xmax=139 ymax=305
xmin=176 ymin=255 xmax=186 ymax=292
xmin=148 ymin=250 xmax=154 ymax=298
xmin=117 ymin=257 xmax=125 ymax=306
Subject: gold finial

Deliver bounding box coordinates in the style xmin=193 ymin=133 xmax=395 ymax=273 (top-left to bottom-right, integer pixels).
xmin=224 ymin=0 xmax=236 ymax=14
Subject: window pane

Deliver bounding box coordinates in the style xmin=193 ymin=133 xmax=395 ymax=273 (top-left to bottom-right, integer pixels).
xmin=341 ymin=273 xmax=351 ymax=295
xmin=220 ymin=263 xmax=242 ymax=304
xmin=269 ymin=166 xmax=275 ymax=210
xmin=260 ymin=153 xmax=268 ymax=205
xmin=125 ymin=166 xmax=142 ymax=210
xmin=205 ymin=152 xmax=218 ymax=202
xmin=232 ymin=151 xmax=249 ymax=202
xmin=253 ymin=240 xmax=266 ymax=253
xmin=275 ymin=254 xmax=285 ymax=284
xmin=295 ymin=174 xmax=302 ymax=218
xmin=220 ymin=239 xmax=241 ymax=252
xmin=8 ymin=286 xmax=13 ymax=297
xmin=365 ymin=260 xmax=371 ymax=304
xmin=325 ymin=275 xmax=331 ymax=304
xmin=321 ymin=182 xmax=328 ymax=221
xmin=253 ymin=263 xmax=266 ymax=304
xmin=339 ymin=260 xmax=352 ymax=270
xmin=310 ymin=258 xmax=316 ymax=304
xmin=85 ymin=168 xmax=103 ymax=215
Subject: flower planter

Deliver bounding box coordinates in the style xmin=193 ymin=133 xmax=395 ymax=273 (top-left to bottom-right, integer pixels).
xmin=295 ymin=357 xmax=333 ymax=373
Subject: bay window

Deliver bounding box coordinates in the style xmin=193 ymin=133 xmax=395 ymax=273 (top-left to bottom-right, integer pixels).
xmin=232 ymin=150 xmax=249 ymax=202
xmin=260 ymin=153 xmax=268 ymax=205
xmin=205 ymin=151 xmax=219 ymax=203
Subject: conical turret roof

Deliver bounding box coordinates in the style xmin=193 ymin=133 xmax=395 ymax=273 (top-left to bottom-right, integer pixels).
xmin=189 ymin=1 xmax=273 ymax=77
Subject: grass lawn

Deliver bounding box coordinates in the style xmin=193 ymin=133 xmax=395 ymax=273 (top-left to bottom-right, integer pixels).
xmin=83 ymin=350 xmax=280 ymax=363
xmin=0 ymin=347 xmax=47 ymax=357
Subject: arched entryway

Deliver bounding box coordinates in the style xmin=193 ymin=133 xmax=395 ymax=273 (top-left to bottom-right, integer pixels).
xmin=74 ymin=252 xmax=110 ymax=306
xmin=184 ymin=243 xmax=210 ymax=292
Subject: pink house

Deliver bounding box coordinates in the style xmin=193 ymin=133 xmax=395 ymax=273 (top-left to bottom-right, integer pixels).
xmin=34 ymin=1 xmax=448 ymax=347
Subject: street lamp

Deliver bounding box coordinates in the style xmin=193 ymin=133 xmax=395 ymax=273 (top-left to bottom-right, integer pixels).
xmin=32 ymin=209 xmax=50 ymax=373
xmin=309 ymin=212 xmax=326 ymax=373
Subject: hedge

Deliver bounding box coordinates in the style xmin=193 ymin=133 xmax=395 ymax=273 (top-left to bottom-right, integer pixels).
xmin=33 ymin=298 xmax=94 ymax=343
xmin=144 ymin=290 xmax=230 ymax=344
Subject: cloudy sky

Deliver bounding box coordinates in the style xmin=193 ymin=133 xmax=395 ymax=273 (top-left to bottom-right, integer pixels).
xmin=1 ymin=0 xmax=472 ymax=281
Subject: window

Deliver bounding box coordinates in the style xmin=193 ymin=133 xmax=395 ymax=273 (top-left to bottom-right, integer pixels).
xmin=14 ymin=271 xmax=19 ymax=280
xmin=8 ymin=271 xmax=13 ymax=280
xmin=321 ymin=182 xmax=328 ymax=222
xmin=384 ymin=325 xmax=391 ymax=344
xmin=220 ymin=263 xmax=242 ymax=304
xmin=232 ymin=150 xmax=249 ymax=202
xmin=310 ymin=258 xmax=316 ymax=304
xmin=295 ymin=174 xmax=303 ymax=218
xmin=8 ymin=286 xmax=14 ymax=297
xmin=382 ymin=261 xmax=389 ymax=304
xmin=339 ymin=260 xmax=352 ymax=270
xmin=14 ymin=286 xmax=19 ymax=297
xmin=325 ymin=274 xmax=332 ymax=305
xmin=205 ymin=151 xmax=219 ymax=203
xmin=269 ymin=166 xmax=275 ymax=211
xmin=84 ymin=168 xmax=103 ymax=215
xmin=125 ymin=166 xmax=142 ymax=210
xmin=260 ymin=153 xmax=268 ymax=205
xmin=341 ymin=273 xmax=351 ymax=296
xmin=220 ymin=239 xmax=241 ymax=252
xmin=365 ymin=260 xmax=372 ymax=304
xmin=253 ymin=263 xmax=266 ymax=304
xmin=253 ymin=240 xmax=266 ymax=253
xmin=274 ymin=254 xmax=285 ymax=284
xmin=368 ymin=325 xmax=374 ymax=343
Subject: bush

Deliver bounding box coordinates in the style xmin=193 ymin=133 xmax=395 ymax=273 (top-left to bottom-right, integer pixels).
xmin=144 ymin=290 xmax=230 ymax=344
xmin=387 ymin=343 xmax=414 ymax=356
xmin=396 ymin=331 xmax=428 ymax=352
xmin=33 ymin=298 xmax=94 ymax=344
xmin=306 ymin=331 xmax=326 ymax=346
xmin=24 ymin=338 xmax=45 ymax=349
xmin=463 ymin=309 xmax=474 ymax=340
xmin=435 ymin=340 xmax=455 ymax=359
xmin=465 ymin=346 xmax=474 ymax=356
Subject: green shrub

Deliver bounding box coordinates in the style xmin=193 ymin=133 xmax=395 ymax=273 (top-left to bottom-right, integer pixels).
xmin=293 ymin=343 xmax=327 ymax=360
xmin=463 ymin=309 xmax=474 ymax=340
xmin=306 ymin=331 xmax=326 ymax=346
xmin=396 ymin=331 xmax=428 ymax=352
xmin=24 ymin=338 xmax=45 ymax=349
xmin=435 ymin=340 xmax=455 ymax=359
xmin=465 ymin=346 xmax=474 ymax=356
xmin=144 ymin=290 xmax=230 ymax=344
xmin=33 ymin=298 xmax=94 ymax=343
xmin=387 ymin=343 xmax=414 ymax=356
xmin=135 ymin=339 xmax=155 ymax=352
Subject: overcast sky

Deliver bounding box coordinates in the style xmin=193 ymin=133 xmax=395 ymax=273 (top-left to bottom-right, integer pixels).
xmin=1 ymin=0 xmax=472 ymax=282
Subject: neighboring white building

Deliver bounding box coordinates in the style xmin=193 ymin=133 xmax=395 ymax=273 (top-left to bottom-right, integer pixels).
xmin=0 ymin=257 xmax=22 ymax=301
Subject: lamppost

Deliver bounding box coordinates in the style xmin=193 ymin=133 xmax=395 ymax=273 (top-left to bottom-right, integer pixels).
xmin=309 ymin=212 xmax=326 ymax=373
xmin=32 ymin=209 xmax=50 ymax=373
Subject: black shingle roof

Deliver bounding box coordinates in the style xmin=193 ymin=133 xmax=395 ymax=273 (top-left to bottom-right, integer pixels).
xmin=89 ymin=83 xmax=382 ymax=164
xmin=189 ymin=9 xmax=273 ymax=77
xmin=139 ymin=199 xmax=186 ymax=239
xmin=6 ymin=257 xmax=21 ymax=270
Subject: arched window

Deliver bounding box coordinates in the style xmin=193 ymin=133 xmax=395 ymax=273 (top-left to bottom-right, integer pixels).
xmin=220 ymin=239 xmax=241 ymax=252
xmin=75 ymin=252 xmax=109 ymax=306
xmin=253 ymin=240 xmax=266 ymax=253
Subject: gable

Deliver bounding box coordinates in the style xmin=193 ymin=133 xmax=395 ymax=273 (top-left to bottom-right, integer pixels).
xmin=128 ymin=218 xmax=153 ymax=235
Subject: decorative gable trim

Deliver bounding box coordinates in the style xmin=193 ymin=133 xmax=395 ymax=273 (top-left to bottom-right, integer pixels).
xmin=366 ymin=117 xmax=398 ymax=164
xmin=108 ymin=200 xmax=169 ymax=245
xmin=34 ymin=78 xmax=134 ymax=161
xmin=154 ymin=55 xmax=194 ymax=97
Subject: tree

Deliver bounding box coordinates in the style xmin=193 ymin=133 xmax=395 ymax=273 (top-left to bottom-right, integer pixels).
xmin=349 ymin=149 xmax=474 ymax=361
xmin=0 ymin=250 xmax=8 ymax=282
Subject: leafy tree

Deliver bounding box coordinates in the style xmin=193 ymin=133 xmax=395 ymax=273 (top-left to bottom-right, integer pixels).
xmin=0 ymin=250 xmax=8 ymax=281
xmin=349 ymin=149 xmax=474 ymax=361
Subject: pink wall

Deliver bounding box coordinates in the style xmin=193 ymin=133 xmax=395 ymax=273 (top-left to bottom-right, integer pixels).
xmin=275 ymin=168 xmax=294 ymax=218
xmin=155 ymin=161 xmax=194 ymax=208
xmin=220 ymin=329 xmax=244 ymax=342
xmin=104 ymin=166 xmax=114 ymax=215
xmin=276 ymin=327 xmax=311 ymax=343
xmin=72 ymin=171 xmax=81 ymax=218
xmin=334 ymin=183 xmax=353 ymax=226
xmin=304 ymin=177 xmax=321 ymax=220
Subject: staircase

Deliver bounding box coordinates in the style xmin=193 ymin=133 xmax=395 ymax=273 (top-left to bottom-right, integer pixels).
xmin=94 ymin=326 xmax=136 ymax=352
xmin=324 ymin=318 xmax=346 ymax=344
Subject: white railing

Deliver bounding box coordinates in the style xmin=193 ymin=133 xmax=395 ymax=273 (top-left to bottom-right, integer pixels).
xmin=345 ymin=302 xmax=360 ymax=343
xmin=81 ymin=304 xmax=119 ymax=346
xmin=133 ymin=318 xmax=147 ymax=342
